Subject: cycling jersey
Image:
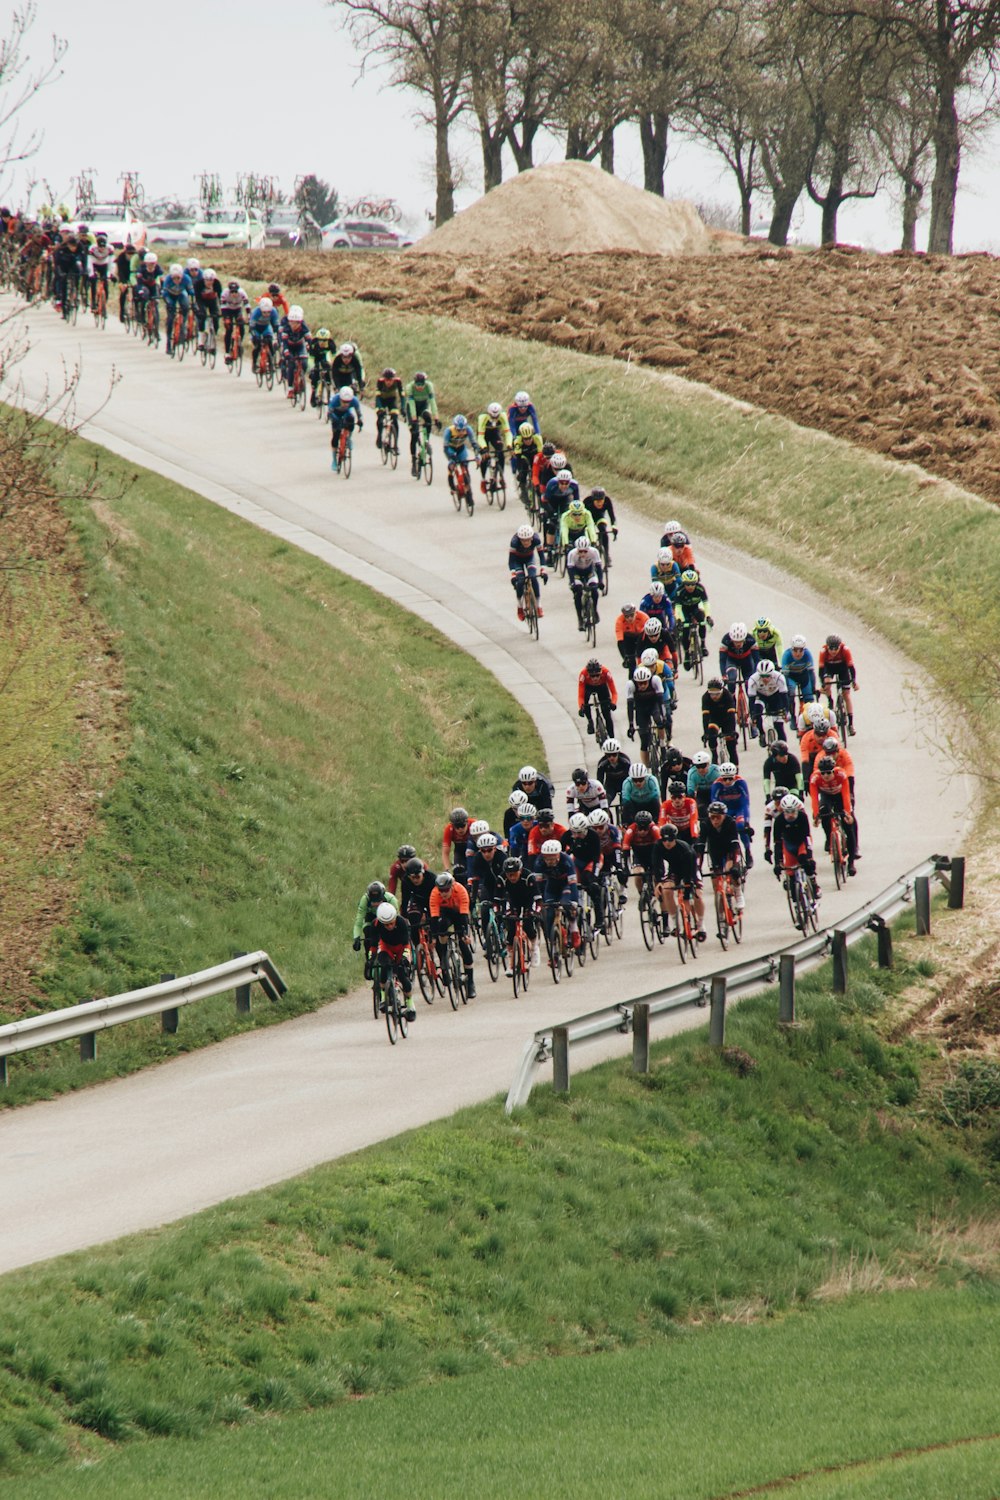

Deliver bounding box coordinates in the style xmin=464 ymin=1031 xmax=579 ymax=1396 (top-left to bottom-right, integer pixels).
xmin=704 ymin=814 xmax=743 ymax=870
xmin=331 ymin=351 xmax=364 ymax=389
xmin=659 ymin=796 xmax=699 ymax=840
xmin=809 ymin=766 xmax=852 ymax=818
xmin=559 ymin=512 xmax=599 ymax=548
xmin=478 ymin=410 xmax=512 ymax=448
xmin=507 ymin=400 xmax=540 ymax=434
xmin=376 ymin=375 xmax=405 ymax=410
xmin=585 ymin=491 xmax=616 ymax=527
xmin=578 ymin=667 xmax=617 ymax=710
xmin=352 ymin=888 xmax=398 ymax=940
xmin=429 ymin=882 xmax=471 ymax=918
xmin=565 ymin=777 xmax=608 ymax=814
xmin=405 ymin=379 xmax=438 ymax=419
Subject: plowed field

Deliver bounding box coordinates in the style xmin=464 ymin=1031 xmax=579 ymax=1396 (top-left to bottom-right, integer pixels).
xmin=229 ymin=246 xmax=1000 ymax=504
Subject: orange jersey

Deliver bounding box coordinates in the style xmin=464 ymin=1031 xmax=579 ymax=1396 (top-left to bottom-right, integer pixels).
xmin=799 ymin=727 xmax=840 ymax=764
xmin=670 ymin=543 xmax=695 ymax=569
xmin=429 ymin=882 xmax=470 ymax=918
xmin=615 ymin=609 xmax=650 ymax=643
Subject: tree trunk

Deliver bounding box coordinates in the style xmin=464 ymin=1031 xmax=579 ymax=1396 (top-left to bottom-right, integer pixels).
xmin=599 ymin=127 xmax=615 ymax=174
xmin=768 ymin=188 xmax=801 ymax=246
xmin=927 ymin=74 xmax=960 ymax=254
xmin=900 ymin=176 xmax=922 ymax=252
xmin=739 ymin=187 xmax=752 ymax=237
xmin=565 ymin=123 xmax=588 ymax=160
xmin=480 ymin=125 xmax=504 ymax=192
xmin=434 ymin=111 xmax=455 ymax=226
xmin=508 ymin=118 xmax=540 ymax=171
xmin=638 ymin=111 xmax=669 ymax=195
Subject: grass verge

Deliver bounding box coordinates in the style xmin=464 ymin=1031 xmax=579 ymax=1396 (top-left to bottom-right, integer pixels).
xmin=0 ymin=433 xmax=541 ymax=1102
xmin=1 ymin=918 xmax=996 ymax=1481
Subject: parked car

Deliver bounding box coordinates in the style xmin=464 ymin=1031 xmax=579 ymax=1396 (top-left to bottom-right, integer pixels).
xmin=189 ymin=204 xmax=266 ymax=251
xmin=321 ymin=217 xmax=413 ymax=250
xmin=265 ymin=207 xmax=321 ymax=250
xmin=83 ymin=201 xmax=147 ymax=250
xmin=146 ymin=219 xmax=194 ymax=248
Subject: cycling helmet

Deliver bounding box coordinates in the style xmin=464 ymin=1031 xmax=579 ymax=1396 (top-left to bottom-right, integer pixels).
xmin=504 ymin=856 xmax=523 ymax=874
xmin=487 ymin=401 xmax=502 ymax=417
xmin=668 ymin=779 xmax=686 ymax=797
xmin=643 ymin=619 xmax=662 ymax=638
xmin=718 ymin=762 xmax=738 ymax=778
xmin=519 ymin=765 xmax=538 ymax=782
xmin=590 ymin=486 xmax=606 ymax=500
xmin=707 ymin=801 xmax=727 ymax=816
xmin=519 ymin=803 xmax=537 ymax=819
xmin=202 ymin=268 xmax=217 ymax=282
xmin=339 ymin=341 xmax=356 ymax=356
xmin=662 ymin=517 xmax=681 ymax=536
xmin=404 ymin=856 xmax=424 ymax=876
xmin=469 ymin=820 xmax=490 ymax=838
xmin=692 ymin=750 xmax=711 ymax=767
xmin=453 ymin=414 xmax=468 ymax=430
xmin=188 ymin=258 xmax=201 ymax=270
xmin=602 ymin=738 xmax=622 ymax=754
xmin=629 ymin=762 xmax=648 ymax=780
xmin=397 ymin=844 xmax=416 ymax=861
xmin=757 ymin=660 xmax=776 ymax=677
xmin=568 ymin=498 xmax=585 ymax=515
xmin=267 ymin=282 xmax=281 ymax=295
xmin=537 ymin=808 xmax=555 ymax=824
xmin=381 ymin=367 xmax=396 ymax=380
xmin=228 ymin=279 xmax=240 ymax=291
xmin=541 ymin=839 xmax=562 ymax=856
xmin=514 ymin=390 xmax=530 ymax=405
xmin=366 ymin=880 xmax=386 ymax=901
xmin=95 ymin=232 xmax=107 ymax=244
xmin=660 ymin=823 xmax=678 ymax=841
xmin=414 ymin=371 xmax=427 ymax=383
xmin=822 ymin=736 xmax=840 ymax=752
xmin=589 ymin=809 xmax=610 ymax=828
xmin=817 ymin=756 xmax=836 ymax=773
xmin=542 ymin=442 xmax=556 ymax=457
xmin=259 ymin=297 xmax=274 ymax=312
xmin=436 ymin=871 xmax=455 ymax=890
xmin=450 ymin=807 xmax=469 ymax=825
xmin=621 ymin=602 xmax=636 ymax=616
xmin=376 ymin=901 xmax=397 ymax=924
xmin=826 ymin=633 xmax=842 ymax=649
xmin=509 ymin=789 xmax=528 ymax=808
xmin=680 ymin=569 xmax=699 ymax=584
xmin=477 ymin=832 xmax=498 ymax=850
xmin=316 ymin=327 xmax=331 ymax=339
xmin=707 ymin=676 xmax=724 ymax=691
xmin=773 ymin=741 xmax=790 ymax=755
xmin=656 ymin=548 xmax=674 ymax=567
xmin=755 ymin=616 xmax=771 ymax=629
xmin=665 ymin=748 xmax=684 ymax=766
xmin=519 ymin=421 xmax=535 ymax=438
xmin=569 ymin=812 xmax=589 ymax=832
xmin=338 ymin=386 xmax=354 ymax=402
xmin=168 ymin=262 xmax=183 ymax=275
xmin=780 ymin=794 xmax=803 ymax=812
xmin=556 ymin=470 xmax=573 ymax=485
xmin=144 ymin=251 xmax=158 ymax=265
xmin=550 ymin=451 xmax=567 ymax=471
xmin=672 ymin=531 xmax=689 ymax=546
xmin=635 ymin=810 xmax=654 ymax=829
xmin=288 ymin=305 xmax=304 ymax=321
xmin=640 ymin=649 xmax=660 ymax=668
xmin=649 ymin=581 xmax=665 ymax=599
xmin=586 ymin=657 xmax=602 ymax=674
xmin=633 ymin=666 xmax=652 ymax=683
xmin=516 ymin=523 xmax=535 ymax=542
xmin=572 ymin=767 xmax=589 ymax=784
xmin=729 ymin=622 xmax=748 ymax=642
xmin=812 ymin=713 xmax=831 ymax=732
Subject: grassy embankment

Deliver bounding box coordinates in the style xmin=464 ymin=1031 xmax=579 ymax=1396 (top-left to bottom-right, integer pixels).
xmin=0 ymin=433 xmax=541 ymax=1102
xmin=1 ymin=926 xmax=998 ymax=1485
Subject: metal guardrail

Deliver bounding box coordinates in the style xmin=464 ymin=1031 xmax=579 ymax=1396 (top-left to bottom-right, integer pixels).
xmin=504 ymin=855 xmax=962 ymax=1113
xmin=0 ymin=951 xmax=287 ymax=1083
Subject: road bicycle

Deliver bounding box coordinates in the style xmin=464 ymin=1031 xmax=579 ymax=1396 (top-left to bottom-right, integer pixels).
xmin=413 ymin=920 xmax=443 ymax=1004
xmin=597 ymin=524 xmax=614 ymax=595
xmin=514 ymin=459 xmax=532 ymax=511
xmin=331 ymin=426 xmax=353 ymax=477
xmin=577 ymin=890 xmax=602 ymax=964
xmin=483 ymin=449 xmax=507 ymax=510
xmin=637 ymin=872 xmax=665 ymax=951
xmin=477 ymin=899 xmax=505 ymax=984
xmin=314 ymin=366 xmax=333 ymax=416
xmin=592 ymin=697 xmax=613 ymax=747
xmin=442 ymin=930 xmax=469 ymax=1009
xmin=143 ymin=295 xmax=159 ymax=347
xmin=200 ymin=318 xmax=218 ymax=371
xmin=823 ymin=678 xmax=851 ymax=741
xmin=169 ymin=304 xmax=190 ymax=360
xmin=827 ymin=810 xmax=850 ymax=890
xmin=522 ymin=573 xmax=542 ymax=639
xmin=727 ymin=669 xmax=751 ymax=751
xmin=378 ymin=410 xmax=400 ymax=467
xmin=254 ymin=338 xmax=276 ymax=391
xmin=544 ymin=903 xmax=575 ymax=982
xmin=603 ymin=878 xmax=625 ymax=943
xmin=224 ymin=318 xmax=245 ymax=375
xmin=509 ymin=912 xmax=534 ymax=996
xmin=449 ymin=459 xmax=474 ymax=515
xmin=673 ymin=884 xmax=701 ymax=963
xmin=287 ymin=354 xmax=308 ymax=410
xmin=92 ymin=274 xmax=108 ymax=329
xmin=61 ymin=274 xmax=80 ymax=324
xmin=761 ymin=711 xmax=788 ymax=748
xmin=578 ymin=586 xmax=598 ymax=648
xmin=679 ymin=618 xmax=705 ymax=684
xmin=711 ymin=868 xmax=743 ymax=949
xmin=381 ymin=969 xmax=410 ymax=1045
xmin=412 ymin=420 xmax=434 ymax=484
xmin=782 ymin=859 xmax=820 ymax=933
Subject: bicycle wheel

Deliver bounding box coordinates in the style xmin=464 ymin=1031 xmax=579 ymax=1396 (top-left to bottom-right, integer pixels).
xmin=233 ymin=338 xmax=243 ymax=377
xmin=525 ymin=592 xmax=539 ymax=640
xmin=206 ymin=324 xmax=217 ymax=370
xmin=585 ymin=597 xmax=597 ymax=649
xmin=68 ymin=285 xmax=79 ymax=324
xmin=562 ymin=928 xmax=575 ymax=977
xmin=586 ymin=900 xmax=601 ymax=960
xmin=485 ymin=921 xmax=502 ymax=983
xmin=791 ymin=876 xmax=810 ymax=933
xmin=715 ymin=888 xmax=730 ymax=950
xmin=175 ymin=318 xmax=186 ymax=361
xmin=396 ymin=988 xmax=409 ymax=1040
xmin=556 ymin=544 xmax=568 ymax=579
xmin=389 ymin=419 xmax=399 ymax=469
xmin=416 ymin=944 xmax=435 ymax=1004
xmin=451 ymin=471 xmax=462 ymax=512
xmin=342 ymin=442 xmax=352 ymax=478
xmin=545 ymin=927 xmax=561 ymax=984
xmin=295 ymin=369 xmax=308 ymax=411
xmin=384 ymin=976 xmax=399 ymax=1044
xmin=94 ymin=283 xmax=107 ymax=329
xmin=494 ymin=470 xmax=506 ymax=511
xmin=599 ymin=535 xmax=611 ymax=596
xmin=371 ymin=968 xmax=381 ymax=1020
xmin=511 ymin=930 xmax=523 ymax=997
xmin=255 ymin=351 xmax=264 ymax=389
xmin=638 ymin=888 xmax=656 ymax=951
xmin=832 ymin=823 xmax=848 ymax=890
xmin=611 ymin=895 xmax=624 ymax=941
xmin=422 ymin=446 xmax=433 ymax=485
xmin=264 ymin=356 xmax=275 ymax=391
xmin=675 ymin=906 xmax=689 ymax=964
xmin=835 ymin=691 xmax=849 ymax=741
xmin=692 ymin=636 xmax=705 ymax=686
xmin=380 ymin=421 xmax=390 ymax=465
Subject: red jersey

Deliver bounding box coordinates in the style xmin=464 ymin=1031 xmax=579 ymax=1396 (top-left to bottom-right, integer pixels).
xmin=818 ymin=643 xmax=855 ymax=673
xmin=623 ymin=823 xmax=662 ymax=851
xmin=578 ymin=666 xmax=618 ymax=709
xmin=809 ymin=766 xmax=852 ymax=818
xmin=658 ymin=796 xmax=699 ymax=840
xmin=441 ymin=818 xmax=480 ymax=861
xmin=527 ymin=822 xmax=568 ymax=857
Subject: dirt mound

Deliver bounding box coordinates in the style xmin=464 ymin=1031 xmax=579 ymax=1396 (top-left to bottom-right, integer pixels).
xmin=408 ymin=161 xmax=715 ymax=257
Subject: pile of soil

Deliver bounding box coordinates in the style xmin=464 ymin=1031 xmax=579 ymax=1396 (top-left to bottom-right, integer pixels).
xmin=228 ymin=244 xmax=1000 ymax=504
xmin=408 ymin=162 xmax=716 ymax=257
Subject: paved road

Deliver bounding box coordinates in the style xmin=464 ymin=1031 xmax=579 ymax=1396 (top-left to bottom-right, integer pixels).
xmin=0 ymin=300 xmax=968 ymax=1274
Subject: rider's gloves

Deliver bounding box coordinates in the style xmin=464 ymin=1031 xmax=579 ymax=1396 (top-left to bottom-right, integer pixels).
xmin=763 ymin=848 xmax=773 ymax=864
xmin=578 ymin=707 xmax=588 ymax=719
xmin=352 ymin=936 xmax=362 ymax=951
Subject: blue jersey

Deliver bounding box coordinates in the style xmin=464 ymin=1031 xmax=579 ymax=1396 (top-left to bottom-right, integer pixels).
xmin=507 ymin=401 xmax=540 ymax=434
xmin=543 ymin=477 xmax=579 ymax=510
xmin=161 ymin=270 xmax=194 ymax=299
xmin=639 ymin=591 xmax=676 ymax=631
xmin=328 ymin=393 xmax=362 ymax=424
xmin=537 ymin=852 xmax=579 ymax=899
xmin=686 ymin=765 xmax=721 ymax=800
xmin=249 ymin=305 xmax=280 ymax=337
xmin=713 ymin=777 xmax=751 ymax=826
xmin=621 ymin=773 xmax=661 ymax=806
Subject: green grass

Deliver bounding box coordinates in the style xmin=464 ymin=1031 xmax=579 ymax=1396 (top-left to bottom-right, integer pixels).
xmin=0 ymin=926 xmax=996 ymax=1481
xmin=0 ymin=435 xmax=541 ymax=1102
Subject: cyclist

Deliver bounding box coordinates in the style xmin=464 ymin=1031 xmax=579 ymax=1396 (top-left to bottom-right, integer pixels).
xmin=331 ymin=340 xmax=365 ymax=393
xmin=763 ymin=739 xmax=804 ymax=799
xmin=221 ymin=279 xmax=251 ymax=361
xmin=262 ymin=281 xmax=289 ymax=317
xmin=501 ymin=855 xmax=540 ymax=970
xmin=641 ymin=617 xmax=678 ymax=679
xmin=508 ymin=523 xmax=546 ymax=620
xmin=307 ymin=326 xmax=336 ymax=403
xmin=747 ymin=659 xmax=790 ymax=744
xmin=621 ymin=761 xmax=662 ymax=827
xmin=719 ymin=621 xmax=758 ymax=683
xmin=798 ymin=712 xmax=839 ymax=782
xmin=615 ymin=602 xmax=650 ymax=673
xmin=328 ymin=386 xmax=363 ymax=470
xmin=559 ymin=495 xmax=599 ymax=552
xmin=249 ymin=295 xmax=280 ymax=371
xmin=513 ymin=764 xmax=554 ymax=814
xmin=542 ymin=468 xmax=580 ymax=559
xmin=659 ymin=778 xmax=699 ymax=842
xmin=373 ymin=903 xmax=418 ymax=1021
xmin=511 ymin=421 xmax=543 ymax=496
xmin=533 ymin=442 xmax=560 ymax=504
xmin=702 ymin=675 xmax=739 ymax=766
xmin=507 ymin=802 xmax=538 ymax=861
xmin=477 ymin=401 xmax=512 ymax=489
xmin=429 ymin=870 xmax=476 ymax=997
xmin=442 ymin=807 xmax=478 ymax=871
xmin=566 ymin=766 xmax=608 ymax=817
xmin=626 ymin=665 xmax=667 ymax=765
xmin=809 ymin=755 xmax=859 ymax=875
xmin=279 ymin=305 xmax=310 ymax=395
xmin=589 ymin=808 xmax=627 ymax=907
xmin=86 ymin=231 xmax=113 ymax=310
xmin=527 ymin=806 xmax=567 ymax=860
xmin=584 ymin=486 xmax=618 ymax=549
xmin=659 ymin=823 xmax=707 ymax=941
xmin=51 ymin=231 xmax=84 ymax=312
xmin=822 ymin=733 xmax=855 ymax=803
xmin=400 ymin=857 xmax=437 ymax=944
xmin=161 ymin=263 xmax=194 ymax=355
xmin=773 ymin=793 xmax=821 ymax=899
xmin=623 ymin=810 xmax=667 ymax=914
xmin=464 ymin=819 xmax=507 ymax=884
xmin=111 ymin=241 xmax=135 ymax=321
xmin=818 ymin=634 xmax=859 ymax=735
xmin=649 ymin=547 xmax=681 ymax=599
xmin=469 ymin=832 xmax=507 ymax=932
xmin=387 ymin=842 xmax=418 ymax=894
xmin=406 ymin=371 xmax=441 ymax=473
xmin=537 ymin=838 xmax=581 ymax=951
xmin=566 ymin=538 xmax=603 ymax=628
xmin=443 ymin=414 xmax=478 ymax=506
xmin=375 ymin=367 xmax=406 ymax=449
xmin=675 ymin=569 xmax=712 ymax=668
xmin=597 ymin=738 xmax=630 ymax=814
xmin=640 ymin=580 xmax=677 ymax=640
xmin=352 ymin=879 xmax=398 ymax=978
xmin=781 ymin=634 xmax=818 ymax=716
xmin=704 ymin=801 xmax=745 ymax=914
xmin=578 ymin=658 xmax=618 ymax=739
xmin=753 ymin=616 xmax=783 ymax=666
xmin=130 ymin=250 xmax=162 ymax=329
xmin=661 ymin=527 xmax=696 ymax=571
xmin=507 ymin=389 xmax=540 ymax=435
xmin=564 ymin=812 xmax=605 ymax=929
xmin=662 ymin=744 xmax=693 ymax=782
xmin=712 ymin=762 xmax=754 ymax=868
xmin=191 ymin=268 xmax=222 ymax=350
xmin=686 ymin=748 xmax=721 ymax=817
xmin=503 ymin=789 xmax=529 ymax=838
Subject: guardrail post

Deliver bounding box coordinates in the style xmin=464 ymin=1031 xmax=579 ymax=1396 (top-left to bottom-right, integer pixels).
xmin=709 ymin=976 xmax=727 ymax=1047
xmin=161 ymin=973 xmax=178 ymax=1034
xmin=778 ymin=954 xmax=795 ymax=1024
xmin=869 ymin=916 xmax=893 ymax=969
xmin=632 ymin=1002 xmax=650 ymax=1074
xmin=0 ymin=1056 xmax=7 ymax=1087
xmin=832 ymin=931 xmax=848 ymax=994
xmin=552 ymin=1027 xmax=570 ymax=1094
xmin=914 ymin=876 xmax=931 ymax=936
xmin=948 ymin=857 xmax=965 ymax=910
xmin=79 ymin=1032 xmax=96 ymax=1063
xmin=233 ymin=951 xmax=252 ymax=1014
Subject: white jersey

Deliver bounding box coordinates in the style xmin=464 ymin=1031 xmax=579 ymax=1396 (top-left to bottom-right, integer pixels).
xmin=747 ymin=669 xmax=788 ymax=700
xmin=566 ymin=777 xmax=608 ymax=813
xmin=567 ymin=544 xmax=600 ymax=576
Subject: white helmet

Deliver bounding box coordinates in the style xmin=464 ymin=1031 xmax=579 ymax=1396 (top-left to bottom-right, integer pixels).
xmin=339 ymin=342 xmax=356 ymax=356
xmin=633 ymin=666 xmax=652 ymax=683
xmin=757 ymin=660 xmax=776 ymax=677
xmin=519 ymin=765 xmax=538 ymax=782
xmin=288 ymin=304 xmax=304 ymax=320
xmin=729 ymin=622 xmax=748 ymax=642
xmin=376 ymin=901 xmax=397 ymax=923
xmin=338 ymin=386 xmax=354 ymax=401
xmin=487 ymin=401 xmax=502 ymax=417
xmin=469 ymin=820 xmax=490 ymax=838
xmin=186 ymin=257 xmax=200 ymax=270
xmin=569 ymin=813 xmax=589 ymax=831
xmin=550 ymin=451 xmax=567 ymax=471
xmin=588 ymin=809 xmax=610 ymax=828
xmin=516 ymin=524 xmax=534 ymax=542
xmin=649 ymin=581 xmax=665 ymax=599
xmin=509 ymin=789 xmax=528 ymax=807
xmin=477 ymin=832 xmax=498 ymax=849
xmin=718 ymin=762 xmax=738 ymax=777
xmin=520 ymin=803 xmax=537 ymax=819
xmin=640 ymin=648 xmax=659 ymax=667
xmin=541 ymin=838 xmax=562 ymax=856
xmin=259 ymin=297 xmax=274 ymax=312
xmin=514 ymin=390 xmax=530 ymax=405
xmin=557 ymin=470 xmax=573 ymax=484
xmin=202 ymin=268 xmax=217 ymax=282
xmin=602 ymin=738 xmax=621 ymax=754
xmin=169 ymin=262 xmax=182 ymax=275
xmin=657 ymin=548 xmax=673 ymax=566
xmin=692 ymin=750 xmax=711 ymax=767
xmin=662 ymin=518 xmax=681 ymax=535
xmin=790 ymin=634 xmax=807 ymax=648
xmin=143 ymin=251 xmax=158 ymax=265
xmin=780 ymin=794 xmax=803 ymax=812
xmin=629 ymin=762 xmax=648 ymax=780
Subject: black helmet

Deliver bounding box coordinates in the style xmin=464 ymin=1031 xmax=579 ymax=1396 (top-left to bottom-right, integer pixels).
xmin=661 ymin=822 xmax=678 ymax=841
xmin=268 ymin=282 xmax=281 ymax=295
xmin=537 ymin=808 xmax=554 ymax=824
xmin=586 ymin=658 xmax=601 ymax=674
xmin=435 ymin=871 xmax=454 ymax=891
xmin=572 ymin=767 xmax=589 ymax=784
xmin=228 ymin=279 xmax=239 ymax=291
xmin=503 ymin=856 xmax=523 ymax=875
xmin=818 ymin=755 xmax=836 ymax=773
xmin=707 ymin=676 xmax=724 ymax=691
xmin=668 ymin=779 xmax=686 ymax=797
xmin=397 ymin=843 xmax=416 ymax=861
xmin=450 ymin=807 xmax=468 ymax=826
xmin=404 ymin=856 xmax=424 ymax=876
xmin=542 ymin=441 xmax=555 ymax=457
xmin=707 ymin=801 xmax=727 ymax=816
xmin=366 ymin=880 xmax=386 ymax=901
xmin=414 ymin=370 xmax=427 ymax=384
xmin=826 ymin=633 xmax=842 ymax=649
xmin=635 ymin=810 xmax=654 ymax=829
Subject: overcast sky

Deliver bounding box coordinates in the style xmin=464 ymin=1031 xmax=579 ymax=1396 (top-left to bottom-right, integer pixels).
xmin=10 ymin=0 xmax=1000 ymax=251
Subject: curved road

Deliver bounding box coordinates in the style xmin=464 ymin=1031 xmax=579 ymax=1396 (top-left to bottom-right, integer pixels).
xmin=0 ymin=301 xmax=968 ymax=1274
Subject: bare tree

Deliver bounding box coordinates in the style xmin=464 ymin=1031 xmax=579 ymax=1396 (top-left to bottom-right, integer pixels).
xmin=679 ymin=6 xmax=763 ymax=233
xmin=626 ymin=0 xmax=713 ymax=195
xmin=0 ymin=4 xmax=66 ymax=200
